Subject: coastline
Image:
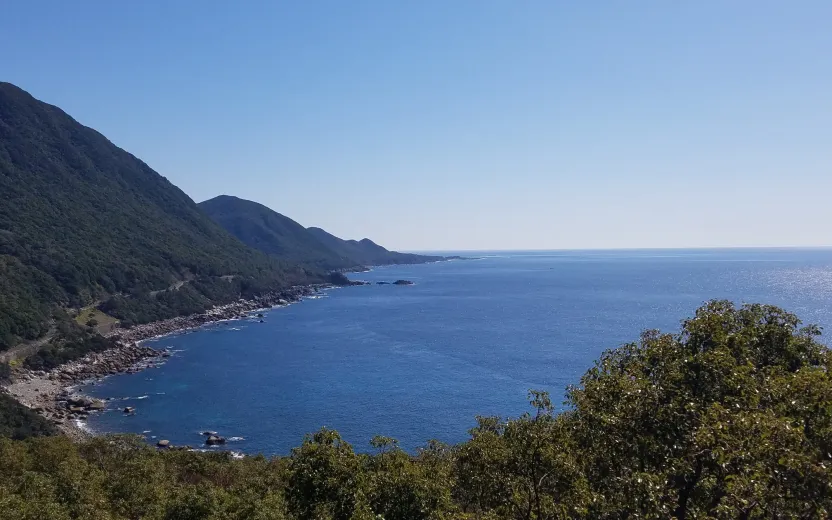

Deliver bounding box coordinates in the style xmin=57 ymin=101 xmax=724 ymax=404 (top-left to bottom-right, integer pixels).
xmin=2 ymin=283 xmax=331 ymax=441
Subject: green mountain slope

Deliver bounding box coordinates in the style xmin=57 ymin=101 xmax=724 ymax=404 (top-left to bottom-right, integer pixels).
xmin=200 ymin=195 xmax=446 ymax=268
xmin=0 ymin=82 xmax=318 ymax=349
xmin=198 ymin=195 xmax=359 ymax=270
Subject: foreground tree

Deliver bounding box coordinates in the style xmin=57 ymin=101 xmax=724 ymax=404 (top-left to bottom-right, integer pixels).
xmin=568 ymin=301 xmax=832 ymax=518
xmin=454 ymin=391 xmax=589 ymax=520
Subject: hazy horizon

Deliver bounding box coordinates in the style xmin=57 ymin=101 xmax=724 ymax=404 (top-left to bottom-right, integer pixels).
xmin=4 ymin=2 xmax=831 ymax=250
xmin=402 ymin=245 xmax=832 ymax=254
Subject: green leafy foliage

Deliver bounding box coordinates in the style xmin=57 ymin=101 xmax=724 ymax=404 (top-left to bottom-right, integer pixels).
xmin=23 ymin=327 xmax=116 ymax=371
xmin=568 ymin=301 xmax=832 ymax=518
xmin=0 ymin=255 xmax=63 ymax=349
xmin=0 ymin=301 xmax=829 ymax=518
xmin=0 ymin=394 xmax=57 ymax=439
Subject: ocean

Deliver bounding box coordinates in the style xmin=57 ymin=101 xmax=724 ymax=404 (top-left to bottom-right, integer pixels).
xmin=82 ymin=248 xmax=832 ymax=454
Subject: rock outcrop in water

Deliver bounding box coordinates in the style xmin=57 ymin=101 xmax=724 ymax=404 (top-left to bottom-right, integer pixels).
xmin=205 ymin=435 xmax=227 ymax=446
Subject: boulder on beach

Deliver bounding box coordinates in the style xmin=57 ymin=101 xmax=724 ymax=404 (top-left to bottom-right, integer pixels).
xmin=157 ymin=440 xmax=170 ymax=448
xmin=67 ymin=396 xmax=92 ymax=407
xmin=88 ymin=400 xmax=106 ymax=410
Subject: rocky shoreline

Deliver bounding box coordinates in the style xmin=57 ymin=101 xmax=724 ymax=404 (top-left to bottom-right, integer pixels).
xmin=109 ymin=284 xmax=326 ymax=344
xmin=5 ymin=343 xmax=166 ymax=440
xmin=3 ymin=283 xmax=335 ymax=440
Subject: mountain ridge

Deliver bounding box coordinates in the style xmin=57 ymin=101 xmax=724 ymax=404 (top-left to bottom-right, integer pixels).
xmin=200 ymin=195 xmax=446 ymax=269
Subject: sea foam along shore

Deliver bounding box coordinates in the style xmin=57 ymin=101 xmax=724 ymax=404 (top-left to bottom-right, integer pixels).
xmin=2 ymin=284 xmax=331 ymax=440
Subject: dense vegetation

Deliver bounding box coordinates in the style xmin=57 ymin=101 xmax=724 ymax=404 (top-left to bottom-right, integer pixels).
xmin=200 ymin=195 xmax=447 ymax=270
xmin=0 ymin=394 xmax=57 ymax=440
xmin=0 ymin=82 xmax=324 ymax=352
xmin=23 ymin=325 xmax=117 ymax=371
xmin=200 ymin=195 xmax=362 ymax=270
xmin=0 ymin=301 xmax=829 ymax=518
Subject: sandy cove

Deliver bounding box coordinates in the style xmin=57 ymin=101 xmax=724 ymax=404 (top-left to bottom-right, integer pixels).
xmin=3 ymin=284 xmax=331 ymax=439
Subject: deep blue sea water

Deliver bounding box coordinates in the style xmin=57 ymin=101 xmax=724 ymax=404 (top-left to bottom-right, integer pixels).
xmin=83 ymin=249 xmax=832 ymax=454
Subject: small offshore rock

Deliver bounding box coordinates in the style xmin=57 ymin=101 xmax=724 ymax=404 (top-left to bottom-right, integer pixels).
xmin=205 ymin=435 xmax=226 ymax=446
xmin=157 ymin=439 xmax=170 ymax=448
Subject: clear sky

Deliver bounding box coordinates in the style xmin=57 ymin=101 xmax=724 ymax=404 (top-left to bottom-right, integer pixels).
xmin=3 ymin=2 xmax=831 ymax=251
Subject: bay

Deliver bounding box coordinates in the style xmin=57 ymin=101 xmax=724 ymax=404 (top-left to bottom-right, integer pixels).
xmin=83 ymin=248 xmax=832 ymax=454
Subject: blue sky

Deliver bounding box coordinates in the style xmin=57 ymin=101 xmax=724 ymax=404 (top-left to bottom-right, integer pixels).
xmin=3 ymin=2 xmax=831 ymax=250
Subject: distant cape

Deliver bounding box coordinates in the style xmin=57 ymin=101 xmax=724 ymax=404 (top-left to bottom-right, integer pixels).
xmin=199 ymin=195 xmax=447 ymax=270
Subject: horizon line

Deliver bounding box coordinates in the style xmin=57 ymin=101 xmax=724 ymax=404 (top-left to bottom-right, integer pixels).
xmin=402 ymin=245 xmax=832 ymax=254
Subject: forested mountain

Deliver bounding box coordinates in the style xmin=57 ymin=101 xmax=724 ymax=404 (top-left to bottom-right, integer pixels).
xmin=201 ymin=195 xmax=446 ymax=268
xmin=199 ymin=195 xmax=359 ymax=270
xmin=0 ymin=82 xmax=321 ymax=350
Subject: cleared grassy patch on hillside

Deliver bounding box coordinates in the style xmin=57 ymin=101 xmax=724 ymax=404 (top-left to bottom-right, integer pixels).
xmin=74 ymin=307 xmax=119 ymax=335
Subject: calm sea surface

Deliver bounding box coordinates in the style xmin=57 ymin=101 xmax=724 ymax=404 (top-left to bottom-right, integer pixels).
xmin=83 ymin=249 xmax=832 ymax=454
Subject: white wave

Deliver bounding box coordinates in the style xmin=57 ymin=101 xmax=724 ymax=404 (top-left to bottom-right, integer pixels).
xmin=74 ymin=418 xmax=93 ymax=434
xmin=227 ymin=436 xmax=245 ymax=442
xmin=136 ymin=395 xmax=149 ymax=400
